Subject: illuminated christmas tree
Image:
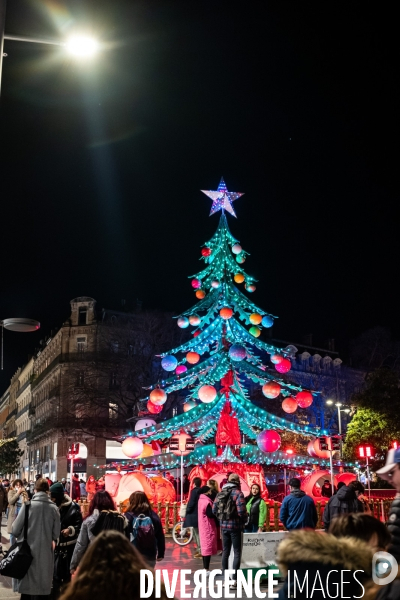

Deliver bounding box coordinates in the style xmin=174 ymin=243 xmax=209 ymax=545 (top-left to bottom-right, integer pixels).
xmin=122 ymin=179 xmax=332 ymax=470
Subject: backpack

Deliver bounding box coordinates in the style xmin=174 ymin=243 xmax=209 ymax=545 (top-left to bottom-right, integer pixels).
xmin=130 ymin=514 xmax=156 ymax=552
xmin=214 ymin=488 xmax=238 ymax=521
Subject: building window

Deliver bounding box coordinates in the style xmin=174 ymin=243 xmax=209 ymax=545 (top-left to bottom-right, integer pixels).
xmin=79 ymin=307 xmax=87 ymax=325
xmin=77 ymin=337 xmax=86 ymax=353
xmin=76 ymin=371 xmax=85 ymax=387
xmin=109 ymin=403 xmax=118 ymax=421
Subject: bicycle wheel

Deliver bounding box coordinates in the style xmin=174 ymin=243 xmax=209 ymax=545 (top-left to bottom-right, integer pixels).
xmin=172 ymin=522 xmax=193 ymax=546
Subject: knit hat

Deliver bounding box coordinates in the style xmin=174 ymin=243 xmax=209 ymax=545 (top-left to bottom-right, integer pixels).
xmin=50 ymin=482 xmax=65 ymax=501
xmin=228 ymin=473 xmax=240 ymax=485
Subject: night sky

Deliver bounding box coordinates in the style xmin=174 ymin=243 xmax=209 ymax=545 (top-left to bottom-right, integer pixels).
xmin=0 ymin=1 xmax=398 ymax=385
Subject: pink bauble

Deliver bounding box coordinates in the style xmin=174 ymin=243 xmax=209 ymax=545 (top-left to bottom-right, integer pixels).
xmin=177 ymin=316 xmax=189 ymax=329
xmin=307 ymin=440 xmax=318 ymax=457
xmin=232 ymin=244 xmax=242 ymax=255
xmin=282 ymin=398 xmax=298 ymax=413
xmin=176 ymin=365 xmax=188 ymax=375
xmin=121 ymin=437 xmax=144 ymax=458
xmin=245 ymin=284 xmax=256 ymax=292
xmin=211 ymin=280 xmax=220 ymax=288
xmin=296 ymin=391 xmax=313 ymax=408
xmin=149 ymin=389 xmax=167 ymax=405
xmin=191 ymin=278 xmax=202 ymax=289
xmin=262 ymin=382 xmax=281 ymax=399
xmin=275 ymin=358 xmax=291 ymax=373
xmin=270 ymin=354 xmax=283 ymax=364
xmin=198 ymin=385 xmax=217 ymax=403
xmin=147 ymin=401 xmax=163 ymax=414
xmin=257 ymin=430 xmax=281 ymax=453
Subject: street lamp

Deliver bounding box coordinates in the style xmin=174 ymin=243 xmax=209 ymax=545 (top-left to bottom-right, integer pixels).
xmin=1 ymin=317 xmax=40 ymax=369
xmin=0 ymin=0 xmax=99 ymax=94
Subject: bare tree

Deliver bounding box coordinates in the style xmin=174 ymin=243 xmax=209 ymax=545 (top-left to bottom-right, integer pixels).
xmin=350 ymin=327 xmax=400 ymax=373
xmin=56 ymin=310 xmax=187 ymax=439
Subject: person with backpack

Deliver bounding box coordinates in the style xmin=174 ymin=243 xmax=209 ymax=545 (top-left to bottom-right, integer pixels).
xmin=280 ymin=478 xmax=318 ymax=531
xmin=245 ymin=483 xmax=267 ymax=533
xmin=70 ymin=490 xmax=128 ymax=573
xmin=124 ymin=491 xmax=165 ymax=568
xmin=183 ymin=476 xmax=203 ymax=558
xmin=212 ymin=473 xmax=247 ymax=588
xmin=50 ymin=482 xmax=83 ymax=598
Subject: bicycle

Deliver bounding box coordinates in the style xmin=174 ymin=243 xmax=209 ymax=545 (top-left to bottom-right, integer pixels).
xmin=172 ymin=503 xmax=193 ymax=546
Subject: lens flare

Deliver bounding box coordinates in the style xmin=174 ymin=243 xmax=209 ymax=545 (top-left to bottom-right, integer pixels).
xmin=66 ymin=36 xmax=99 ymax=58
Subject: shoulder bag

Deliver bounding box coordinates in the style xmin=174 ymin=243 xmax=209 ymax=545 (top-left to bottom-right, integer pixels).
xmin=0 ymin=502 xmax=33 ymax=579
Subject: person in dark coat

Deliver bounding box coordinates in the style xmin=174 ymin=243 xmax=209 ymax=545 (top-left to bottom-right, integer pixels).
xmin=323 ymin=480 xmax=364 ymax=531
xmin=71 ymin=474 xmax=81 ymax=501
xmin=124 ymin=491 xmax=165 ymax=568
xmin=183 ymin=474 xmax=190 ymax=496
xmin=50 ymin=482 xmax=83 ymax=598
xmin=321 ymin=479 xmax=334 ymax=498
xmin=280 ymin=478 xmax=318 ymax=531
xmin=183 ymin=476 xmax=202 ymax=558
xmin=0 ymin=480 xmax=6 ymax=548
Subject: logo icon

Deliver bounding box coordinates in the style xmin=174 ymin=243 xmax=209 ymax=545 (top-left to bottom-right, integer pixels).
xmin=372 ymin=551 xmax=398 ymax=585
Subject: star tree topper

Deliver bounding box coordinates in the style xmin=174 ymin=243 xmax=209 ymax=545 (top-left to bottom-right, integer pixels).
xmin=201 ymin=177 xmax=244 ymax=218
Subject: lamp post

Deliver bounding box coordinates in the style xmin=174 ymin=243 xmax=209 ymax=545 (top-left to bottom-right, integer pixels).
xmin=326 ymin=400 xmax=351 ymax=456
xmin=1 ymin=318 xmax=40 ymax=370
xmin=0 ymin=0 xmax=99 ymax=96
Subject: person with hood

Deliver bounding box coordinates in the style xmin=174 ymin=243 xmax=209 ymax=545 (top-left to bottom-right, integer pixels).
xmin=323 ymin=479 xmax=364 ymax=531
xmin=279 ymin=478 xmax=317 ymax=531
xmin=245 ymin=483 xmax=267 ymax=533
xmin=50 ymin=481 xmax=83 ymax=598
xmin=197 ymin=485 xmax=218 ymax=573
xmin=212 ymin=473 xmax=247 ymax=587
xmin=277 ymin=529 xmax=373 ymax=599
xmin=321 ymin=479 xmax=334 ymax=498
xmin=11 ymin=478 xmax=60 ymax=598
xmin=183 ymin=476 xmax=203 ymax=558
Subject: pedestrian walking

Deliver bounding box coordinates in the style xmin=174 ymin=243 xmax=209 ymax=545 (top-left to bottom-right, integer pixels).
xmin=183 ymin=476 xmax=203 ymax=558
xmin=50 ymin=482 xmax=83 ymax=598
xmin=323 ymin=480 xmax=364 ymax=531
xmin=198 ymin=485 xmax=218 ymax=573
xmin=244 ymin=483 xmax=267 ymax=533
xmin=7 ymin=479 xmax=28 ymax=545
xmin=124 ymin=491 xmax=165 ymax=568
xmin=11 ymin=478 xmax=61 ymax=598
xmin=71 ymin=474 xmax=81 ymax=501
xmin=212 ymin=473 xmax=247 ymax=588
xmin=79 ymin=479 xmax=87 ymax=499
xmin=59 ymin=531 xmax=170 ymax=600
xmin=279 ymin=477 xmax=317 ymax=531
xmin=85 ymin=475 xmax=96 ymax=502
xmin=70 ymin=490 xmax=127 ymax=572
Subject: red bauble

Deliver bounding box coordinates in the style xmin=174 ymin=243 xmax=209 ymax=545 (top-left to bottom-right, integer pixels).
xmin=193 ymin=331 xmax=200 ymax=337
xmin=275 ymin=358 xmax=291 ymax=373
xmin=262 ymin=382 xmax=281 ymax=399
xmin=147 ymin=401 xmax=163 ymax=414
xmin=220 ymin=307 xmax=233 ymax=320
xmin=149 ymin=389 xmax=167 ymax=405
xmin=296 ymin=391 xmax=313 ymax=408
xmin=282 ymin=398 xmax=298 ymax=413
xmin=201 ymin=247 xmax=212 ymax=257
xmin=191 ymin=278 xmax=202 ymax=289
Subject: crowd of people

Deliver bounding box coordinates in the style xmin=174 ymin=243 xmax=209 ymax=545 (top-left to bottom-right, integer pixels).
xmin=0 ymin=448 xmax=400 ymax=599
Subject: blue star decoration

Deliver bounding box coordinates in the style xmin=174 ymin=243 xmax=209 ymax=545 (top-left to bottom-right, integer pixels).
xmin=201 ymin=177 xmax=244 ymax=218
